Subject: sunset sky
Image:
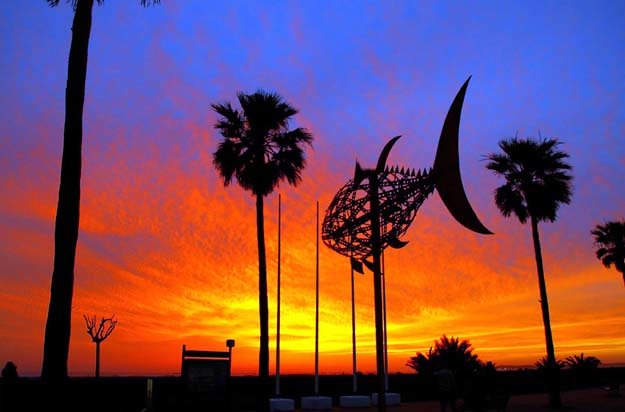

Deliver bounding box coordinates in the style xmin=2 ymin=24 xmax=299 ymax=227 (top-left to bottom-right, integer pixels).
xmin=1 ymin=1 xmax=624 ymax=378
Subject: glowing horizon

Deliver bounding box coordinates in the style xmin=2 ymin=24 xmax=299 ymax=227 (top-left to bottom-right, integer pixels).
xmin=1 ymin=1 xmax=624 ymax=377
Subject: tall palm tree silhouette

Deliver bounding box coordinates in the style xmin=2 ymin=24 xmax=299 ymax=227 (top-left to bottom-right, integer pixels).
xmin=212 ymin=90 xmax=313 ymax=411
xmin=42 ymin=0 xmax=159 ymax=382
xmin=591 ymin=220 xmax=625 ymax=286
xmin=485 ymin=137 xmax=572 ymax=409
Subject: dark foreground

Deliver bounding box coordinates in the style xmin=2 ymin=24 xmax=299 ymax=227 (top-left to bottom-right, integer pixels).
xmin=1 ymin=368 xmax=623 ymax=412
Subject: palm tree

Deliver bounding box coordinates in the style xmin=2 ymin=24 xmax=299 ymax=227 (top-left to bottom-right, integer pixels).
xmin=564 ymin=353 xmax=601 ymax=384
xmin=485 ymin=137 xmax=573 ymax=408
xmin=212 ymin=90 xmax=313 ymax=411
xmin=564 ymin=353 xmax=601 ymax=369
xmin=535 ymin=356 xmax=566 ymax=371
xmin=42 ymin=0 xmax=159 ymax=382
xmin=407 ymin=335 xmax=481 ymax=377
xmin=406 ymin=335 xmax=487 ymax=396
xmin=591 ymin=220 xmax=625 ymax=286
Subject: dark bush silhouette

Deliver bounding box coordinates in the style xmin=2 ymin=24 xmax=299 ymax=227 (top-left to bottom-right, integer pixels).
xmin=407 ymin=336 xmax=501 ymax=410
xmin=407 ymin=335 xmax=481 ymax=378
xmin=565 ymin=353 xmax=601 ymax=384
xmin=535 ymin=356 xmax=566 ymax=371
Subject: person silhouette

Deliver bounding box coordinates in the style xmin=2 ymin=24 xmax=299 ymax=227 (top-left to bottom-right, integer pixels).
xmin=434 ymin=363 xmax=458 ymax=412
xmin=1 ymin=362 xmax=17 ymax=380
xmin=1 ymin=361 xmax=18 ymax=412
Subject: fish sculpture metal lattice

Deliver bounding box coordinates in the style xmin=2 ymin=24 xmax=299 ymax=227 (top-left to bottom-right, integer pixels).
xmin=322 ymin=77 xmax=492 ymax=272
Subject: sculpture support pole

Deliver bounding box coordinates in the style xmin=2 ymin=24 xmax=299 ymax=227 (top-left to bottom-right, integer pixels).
xmin=369 ymin=173 xmax=386 ymax=412
xmin=382 ymin=252 xmax=389 ymax=392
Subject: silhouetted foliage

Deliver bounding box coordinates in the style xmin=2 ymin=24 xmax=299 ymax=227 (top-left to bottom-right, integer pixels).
xmin=485 ymin=137 xmax=573 ymax=408
xmin=564 ymin=353 xmax=601 ymax=370
xmin=42 ymin=0 xmax=159 ymax=383
xmin=535 ymin=356 xmax=565 ymax=371
xmin=84 ymin=315 xmax=117 ymax=378
xmin=485 ymin=138 xmax=572 ymax=224
xmin=212 ymin=90 xmax=313 ymax=412
xmin=407 ymin=336 xmax=502 ymax=409
xmin=406 ymin=336 xmax=483 ymax=379
xmin=592 ymin=220 xmax=625 ymax=286
xmin=46 ymin=0 xmax=159 ymax=8
xmin=565 ymin=353 xmax=601 ymax=384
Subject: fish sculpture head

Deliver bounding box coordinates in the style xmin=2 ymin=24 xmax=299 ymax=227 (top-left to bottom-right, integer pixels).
xmin=321 ymin=77 xmax=492 ymax=272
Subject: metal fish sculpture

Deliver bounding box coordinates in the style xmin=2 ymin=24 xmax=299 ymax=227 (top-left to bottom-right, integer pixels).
xmin=322 ymin=77 xmax=492 ymax=272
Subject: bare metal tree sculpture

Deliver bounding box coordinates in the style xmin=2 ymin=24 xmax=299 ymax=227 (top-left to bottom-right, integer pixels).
xmin=84 ymin=314 xmax=117 ymax=378
xmin=322 ymin=77 xmax=492 ymax=412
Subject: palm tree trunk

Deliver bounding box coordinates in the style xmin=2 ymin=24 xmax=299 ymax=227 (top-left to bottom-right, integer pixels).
xmin=531 ymin=216 xmax=562 ymax=408
xmin=42 ymin=0 xmax=94 ymax=382
xmin=95 ymin=341 xmax=101 ymax=378
xmin=255 ymin=194 xmax=270 ymax=412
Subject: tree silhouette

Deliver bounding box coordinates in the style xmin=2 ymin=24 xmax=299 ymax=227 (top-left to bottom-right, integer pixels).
xmin=407 ymin=335 xmax=494 ymax=402
xmin=565 ymin=353 xmax=600 ymax=384
xmin=564 ymin=353 xmax=600 ymax=369
xmin=535 ymin=356 xmax=565 ymax=371
xmin=83 ymin=315 xmax=117 ymax=378
xmin=591 ymin=220 xmax=625 ymax=286
xmin=212 ymin=90 xmax=313 ymax=411
xmin=42 ymin=0 xmax=159 ymax=382
xmin=407 ymin=335 xmax=482 ymax=377
xmin=486 ymin=137 xmax=573 ymax=408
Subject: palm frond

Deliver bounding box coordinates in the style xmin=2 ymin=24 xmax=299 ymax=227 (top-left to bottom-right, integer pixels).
xmin=213 ymin=139 xmax=242 ymax=187
xmin=212 ymin=90 xmax=312 ymax=197
xmin=486 ymin=137 xmax=573 ymax=224
xmin=212 ymin=102 xmax=244 ymax=139
xmin=535 ymin=356 xmax=565 ymax=370
xmin=591 ymin=220 xmax=625 ymax=278
xmin=48 ymin=0 xmax=158 ymax=9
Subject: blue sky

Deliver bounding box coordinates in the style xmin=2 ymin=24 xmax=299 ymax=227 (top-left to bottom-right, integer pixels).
xmin=1 ymin=0 xmax=624 ymax=376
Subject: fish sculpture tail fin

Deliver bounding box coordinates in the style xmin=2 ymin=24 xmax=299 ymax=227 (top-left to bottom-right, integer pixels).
xmin=432 ymin=76 xmax=493 ymax=235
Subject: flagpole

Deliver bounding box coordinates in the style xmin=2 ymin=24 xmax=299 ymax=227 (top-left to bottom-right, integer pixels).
xmin=314 ymin=200 xmax=320 ymax=395
xmin=351 ymin=261 xmax=357 ymax=393
xmin=276 ymin=194 xmax=282 ymax=396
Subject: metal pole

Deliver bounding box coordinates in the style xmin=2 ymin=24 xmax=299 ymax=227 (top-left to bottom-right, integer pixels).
xmin=276 ymin=194 xmax=281 ymax=396
xmin=382 ymin=251 xmax=389 ymax=392
xmin=228 ymin=345 xmax=233 ymax=377
xmin=351 ymin=262 xmax=357 ymax=393
xmin=314 ymin=200 xmax=320 ymax=395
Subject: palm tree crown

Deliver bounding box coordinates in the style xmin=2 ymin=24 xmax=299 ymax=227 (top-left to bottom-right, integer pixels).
xmin=591 ymin=220 xmax=625 ymax=285
xmin=407 ymin=335 xmax=481 ymax=376
xmin=47 ymin=0 xmax=159 ymax=7
xmin=485 ymin=137 xmax=573 ymax=223
xmin=212 ymin=91 xmax=313 ymax=196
